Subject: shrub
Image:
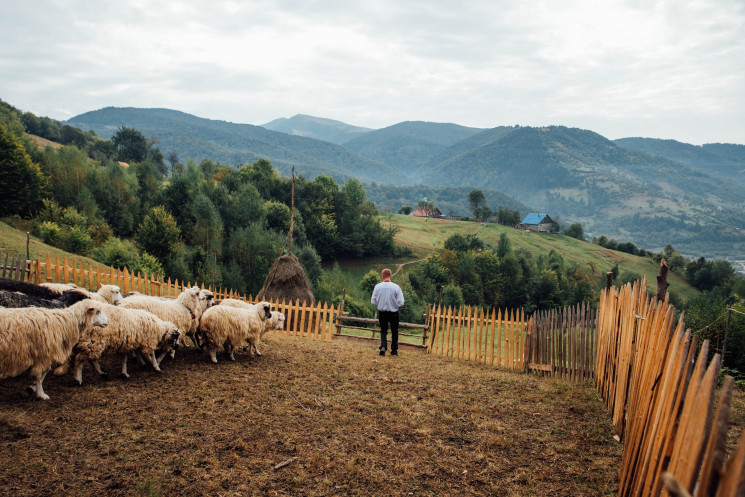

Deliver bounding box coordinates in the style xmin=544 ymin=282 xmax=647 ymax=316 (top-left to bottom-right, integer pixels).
xmin=92 ymin=237 xmax=140 ymax=270
xmin=39 ymin=221 xmax=62 ymax=246
xmin=63 ymin=226 xmax=94 ymax=255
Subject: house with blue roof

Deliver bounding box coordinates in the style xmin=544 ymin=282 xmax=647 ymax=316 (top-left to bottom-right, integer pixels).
xmin=518 ymin=213 xmax=555 ymax=232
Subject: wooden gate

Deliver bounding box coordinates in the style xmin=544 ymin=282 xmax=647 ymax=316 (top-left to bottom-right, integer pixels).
xmin=525 ymin=302 xmax=596 ymax=382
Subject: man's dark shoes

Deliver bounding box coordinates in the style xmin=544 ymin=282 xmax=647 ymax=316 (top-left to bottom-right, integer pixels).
xmin=379 ymin=349 xmax=385 ymax=356
xmin=391 ymin=351 xmax=398 ymax=356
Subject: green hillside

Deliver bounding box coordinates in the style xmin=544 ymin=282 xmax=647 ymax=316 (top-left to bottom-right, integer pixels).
xmin=387 ymin=214 xmax=698 ymax=302
xmin=0 ymin=220 xmax=102 ymax=274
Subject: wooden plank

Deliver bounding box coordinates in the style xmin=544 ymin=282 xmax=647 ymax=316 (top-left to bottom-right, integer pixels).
xmin=529 ymin=363 xmax=553 ymax=372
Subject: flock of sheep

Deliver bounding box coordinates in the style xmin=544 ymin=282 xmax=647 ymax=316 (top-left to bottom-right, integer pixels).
xmin=0 ymin=278 xmax=285 ymax=400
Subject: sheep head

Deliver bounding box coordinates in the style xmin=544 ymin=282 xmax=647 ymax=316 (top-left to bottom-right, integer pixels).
xmin=88 ymin=303 xmax=108 ymax=328
xmin=160 ymin=322 xmax=181 ymax=350
xmin=254 ymin=301 xmax=272 ymax=320
xmin=199 ymin=289 xmax=216 ymax=308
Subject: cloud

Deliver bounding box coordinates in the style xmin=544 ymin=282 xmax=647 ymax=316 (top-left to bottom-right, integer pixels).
xmin=1 ymin=0 xmax=743 ymax=144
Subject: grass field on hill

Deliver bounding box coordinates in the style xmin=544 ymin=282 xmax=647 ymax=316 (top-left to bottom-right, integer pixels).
xmin=0 ymin=219 xmax=101 ymax=269
xmin=343 ymin=214 xmax=698 ymax=303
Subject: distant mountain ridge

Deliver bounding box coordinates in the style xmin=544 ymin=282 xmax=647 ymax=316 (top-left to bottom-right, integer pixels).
xmin=342 ymin=121 xmax=485 ymax=181
xmin=614 ymin=137 xmax=745 ymax=185
xmin=261 ymin=114 xmax=372 ymax=144
xmin=65 ymin=106 xmax=745 ymax=259
xmin=67 ymin=107 xmax=404 ymax=184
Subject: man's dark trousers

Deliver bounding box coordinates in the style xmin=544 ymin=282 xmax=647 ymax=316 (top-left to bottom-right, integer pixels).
xmin=378 ymin=310 xmax=399 ymax=354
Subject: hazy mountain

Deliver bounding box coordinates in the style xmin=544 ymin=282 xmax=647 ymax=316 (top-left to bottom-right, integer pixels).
xmin=342 ymin=121 xmax=484 ymax=180
xmin=66 ymin=107 xmax=404 ymax=184
xmin=614 ymin=137 xmax=745 ymax=185
xmin=261 ymin=114 xmax=372 ymax=144
xmin=422 ymin=126 xmax=745 ymax=257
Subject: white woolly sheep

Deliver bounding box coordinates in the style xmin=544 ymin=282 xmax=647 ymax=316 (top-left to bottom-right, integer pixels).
xmin=54 ymin=304 xmax=181 ymax=384
xmin=82 ymin=284 xmax=124 ymax=305
xmin=185 ymin=289 xmax=216 ymax=350
xmin=117 ymin=286 xmax=201 ymax=360
xmin=249 ymin=311 xmax=285 ymax=357
xmin=218 ymin=299 xmax=281 ymax=356
xmin=40 ymin=282 xmax=78 ymax=293
xmin=0 ymin=299 xmax=108 ymax=400
xmin=199 ymin=302 xmax=272 ymax=363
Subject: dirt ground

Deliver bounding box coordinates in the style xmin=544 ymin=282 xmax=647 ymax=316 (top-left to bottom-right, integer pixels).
xmin=0 ymin=334 xmax=623 ymax=496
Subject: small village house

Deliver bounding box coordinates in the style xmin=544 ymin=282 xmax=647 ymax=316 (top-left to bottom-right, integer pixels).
xmin=518 ymin=213 xmax=554 ymax=232
xmin=411 ymin=205 xmax=444 ymax=219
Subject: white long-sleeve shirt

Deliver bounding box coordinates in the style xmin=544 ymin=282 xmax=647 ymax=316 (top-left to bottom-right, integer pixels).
xmin=371 ymin=280 xmax=404 ymax=312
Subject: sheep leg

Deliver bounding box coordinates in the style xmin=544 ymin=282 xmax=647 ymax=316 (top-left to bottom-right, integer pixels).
xmin=156 ymin=350 xmax=168 ymax=365
xmin=28 ymin=369 xmax=51 ymax=401
xmin=73 ymin=359 xmax=85 ymax=385
xmin=209 ymin=346 xmax=218 ymax=364
xmin=91 ymin=359 xmax=109 ymax=380
xmin=226 ymin=343 xmax=236 ymax=361
xmin=147 ymin=351 xmax=162 ymax=373
xmin=120 ymin=355 xmax=130 ymax=379
xmin=130 ymin=351 xmax=146 ymax=366
xmin=248 ymin=336 xmax=261 ymax=357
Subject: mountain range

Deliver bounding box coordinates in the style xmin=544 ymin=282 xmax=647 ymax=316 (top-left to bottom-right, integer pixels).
xmin=66 ymin=108 xmax=745 ymax=260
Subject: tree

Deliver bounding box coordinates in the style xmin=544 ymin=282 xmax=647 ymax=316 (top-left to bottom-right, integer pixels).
xmin=398 ymin=205 xmax=413 ymax=215
xmin=562 ymin=223 xmax=585 ymax=240
xmin=468 ymin=190 xmax=486 ymax=215
xmin=497 ymin=233 xmax=512 ymax=258
xmin=360 ymin=269 xmax=382 ymax=295
xmin=444 ymin=234 xmax=468 ymax=252
xmin=135 ymin=206 xmax=181 ymax=261
xmin=190 ymin=194 xmax=223 ymax=256
xmin=0 ymin=123 xmax=47 ymax=216
xmin=112 ymin=126 xmax=148 ymax=163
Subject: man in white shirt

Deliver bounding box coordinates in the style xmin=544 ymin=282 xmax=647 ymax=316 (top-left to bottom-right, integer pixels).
xmin=370 ymin=268 xmax=405 ymax=356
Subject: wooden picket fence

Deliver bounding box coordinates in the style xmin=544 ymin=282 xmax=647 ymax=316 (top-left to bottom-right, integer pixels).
xmin=595 ymin=276 xmax=745 ymax=496
xmin=426 ymin=305 xmax=529 ymax=370
xmin=24 ymin=254 xmax=340 ymax=340
xmin=0 ymin=251 xmax=30 ymax=281
xmin=525 ymin=301 xmax=596 ymax=382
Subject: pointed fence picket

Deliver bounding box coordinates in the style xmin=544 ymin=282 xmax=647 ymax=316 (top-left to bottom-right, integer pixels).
xmin=426 ymin=304 xmax=528 ymax=371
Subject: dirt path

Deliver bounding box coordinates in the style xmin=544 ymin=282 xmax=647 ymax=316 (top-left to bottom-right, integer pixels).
xmin=392 ymin=259 xmax=423 ymax=277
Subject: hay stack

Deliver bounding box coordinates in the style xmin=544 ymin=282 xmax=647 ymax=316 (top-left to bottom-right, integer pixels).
xmin=257 ymin=254 xmax=314 ymax=305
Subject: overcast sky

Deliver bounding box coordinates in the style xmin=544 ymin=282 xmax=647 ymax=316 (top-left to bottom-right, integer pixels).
xmin=2 ymin=0 xmax=743 ymax=145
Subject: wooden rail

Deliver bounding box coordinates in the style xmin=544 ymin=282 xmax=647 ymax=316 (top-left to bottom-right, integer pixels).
xmin=335 ymin=315 xmax=429 ymax=346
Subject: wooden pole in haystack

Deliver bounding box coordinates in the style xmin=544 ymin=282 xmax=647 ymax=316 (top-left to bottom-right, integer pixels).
xmin=289 ymin=166 xmax=295 ymax=256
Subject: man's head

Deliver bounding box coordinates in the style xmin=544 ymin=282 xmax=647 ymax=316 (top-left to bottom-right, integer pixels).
xmin=381 ymin=268 xmax=392 ymax=281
